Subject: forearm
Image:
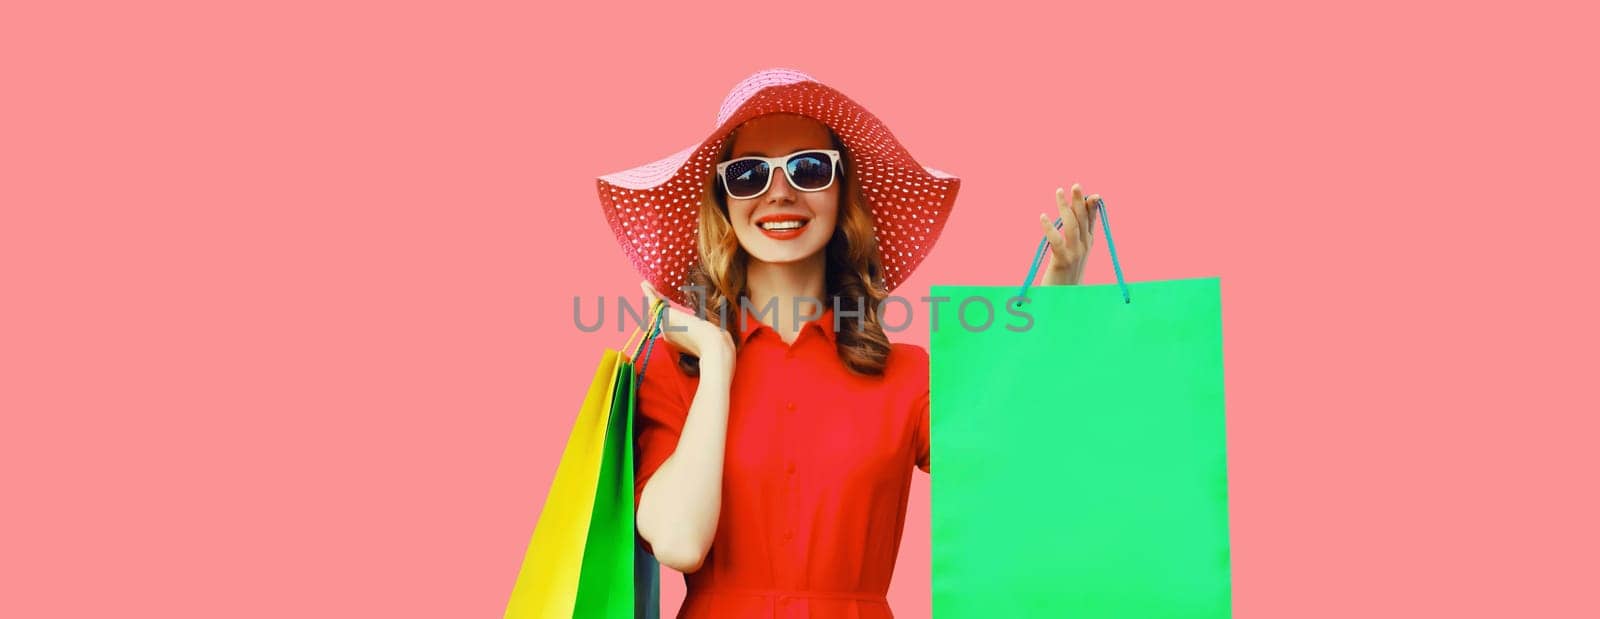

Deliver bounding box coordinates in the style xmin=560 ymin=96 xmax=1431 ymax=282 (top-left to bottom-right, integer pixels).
xmin=636 ymin=347 xmax=734 ymax=573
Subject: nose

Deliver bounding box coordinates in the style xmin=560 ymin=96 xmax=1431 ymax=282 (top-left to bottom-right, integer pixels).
xmin=764 ymin=163 xmax=798 ymax=202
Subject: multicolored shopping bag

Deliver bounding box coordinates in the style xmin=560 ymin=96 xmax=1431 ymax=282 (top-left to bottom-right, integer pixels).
xmin=574 ymin=307 xmax=665 ymax=618
xmin=505 ymin=301 xmax=665 ymax=619
xmin=930 ymin=203 xmax=1232 ymax=617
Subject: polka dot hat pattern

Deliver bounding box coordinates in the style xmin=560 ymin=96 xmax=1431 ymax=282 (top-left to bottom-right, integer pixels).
xmin=597 ymin=68 xmax=961 ymax=308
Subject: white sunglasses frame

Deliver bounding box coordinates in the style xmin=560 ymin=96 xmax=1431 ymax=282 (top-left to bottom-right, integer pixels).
xmin=714 ymin=149 xmax=842 ymax=199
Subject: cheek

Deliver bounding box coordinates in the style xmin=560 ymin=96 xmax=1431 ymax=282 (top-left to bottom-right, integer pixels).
xmin=727 ymin=200 xmax=756 ymax=226
xmin=811 ymin=192 xmax=842 ymax=228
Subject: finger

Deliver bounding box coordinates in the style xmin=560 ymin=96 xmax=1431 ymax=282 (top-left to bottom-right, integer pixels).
xmin=642 ymin=283 xmax=692 ymax=338
xmin=1053 ymin=187 xmax=1083 ymax=248
xmin=1069 ymin=184 xmax=1091 ymax=248
xmin=1036 ymin=215 xmax=1075 ymax=276
xmin=641 ymin=281 xmax=671 ymax=313
xmin=1039 ymin=213 xmax=1071 ymax=263
xmin=1060 ymin=204 xmax=1082 ymax=254
xmin=1084 ymin=193 xmax=1101 ymax=238
xmin=1054 ymin=186 xmax=1073 ymax=227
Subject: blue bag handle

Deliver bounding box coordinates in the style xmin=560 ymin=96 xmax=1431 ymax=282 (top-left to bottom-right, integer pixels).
xmin=1016 ymin=198 xmax=1129 ymax=305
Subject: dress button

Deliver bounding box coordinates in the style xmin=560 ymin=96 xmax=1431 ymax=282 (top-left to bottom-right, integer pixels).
xmin=785 ymin=402 xmax=795 ymax=412
xmin=786 ymin=462 xmax=796 ymax=474
xmin=783 ymin=530 xmax=793 ymax=541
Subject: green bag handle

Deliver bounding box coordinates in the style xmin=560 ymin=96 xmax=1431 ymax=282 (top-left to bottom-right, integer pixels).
xmin=1016 ymin=198 xmax=1129 ymax=305
xmin=632 ymin=299 xmax=667 ymax=377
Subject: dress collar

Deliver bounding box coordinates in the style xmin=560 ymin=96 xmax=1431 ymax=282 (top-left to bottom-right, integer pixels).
xmin=734 ymin=302 xmax=838 ymax=346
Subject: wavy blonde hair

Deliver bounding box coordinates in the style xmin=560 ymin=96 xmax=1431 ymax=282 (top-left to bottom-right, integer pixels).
xmin=676 ymin=125 xmax=891 ymax=377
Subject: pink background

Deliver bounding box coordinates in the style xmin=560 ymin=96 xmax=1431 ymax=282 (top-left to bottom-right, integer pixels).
xmin=4 ymin=1 xmax=1597 ymax=617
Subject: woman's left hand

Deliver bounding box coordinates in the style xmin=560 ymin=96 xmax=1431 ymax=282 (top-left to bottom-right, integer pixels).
xmin=1039 ymin=183 xmax=1101 ymax=286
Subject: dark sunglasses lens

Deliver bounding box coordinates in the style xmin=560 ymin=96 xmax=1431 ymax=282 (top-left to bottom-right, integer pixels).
xmin=786 ymin=152 xmax=834 ymax=190
xmin=723 ymin=159 xmax=770 ymax=198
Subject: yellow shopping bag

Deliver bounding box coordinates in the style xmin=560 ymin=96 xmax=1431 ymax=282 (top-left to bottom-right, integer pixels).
xmin=504 ymin=301 xmax=665 ymax=618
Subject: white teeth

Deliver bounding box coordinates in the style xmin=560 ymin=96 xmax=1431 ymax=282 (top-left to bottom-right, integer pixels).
xmin=760 ymin=220 xmax=807 ymax=231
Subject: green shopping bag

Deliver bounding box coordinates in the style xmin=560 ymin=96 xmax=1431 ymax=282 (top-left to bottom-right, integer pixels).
xmin=930 ymin=202 xmax=1231 ymax=617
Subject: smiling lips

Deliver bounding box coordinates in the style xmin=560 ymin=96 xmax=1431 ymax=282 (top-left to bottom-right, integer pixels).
xmin=754 ymin=213 xmax=811 ymax=240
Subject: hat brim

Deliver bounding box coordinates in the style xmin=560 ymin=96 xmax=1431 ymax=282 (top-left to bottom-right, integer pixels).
xmin=597 ymin=69 xmax=960 ymax=308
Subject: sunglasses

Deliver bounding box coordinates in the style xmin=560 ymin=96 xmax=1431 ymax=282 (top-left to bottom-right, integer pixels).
xmin=714 ymin=149 xmax=842 ymax=200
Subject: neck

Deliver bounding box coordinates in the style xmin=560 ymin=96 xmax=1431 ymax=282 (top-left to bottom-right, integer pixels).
xmin=744 ymin=252 xmax=827 ymax=344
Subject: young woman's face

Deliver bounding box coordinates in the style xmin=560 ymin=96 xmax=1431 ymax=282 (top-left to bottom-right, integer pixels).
xmin=722 ymin=113 xmax=840 ymax=265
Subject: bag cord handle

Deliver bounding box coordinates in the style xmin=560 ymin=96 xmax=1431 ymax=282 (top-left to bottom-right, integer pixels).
xmin=1016 ymin=198 xmax=1129 ymax=306
xmin=633 ymin=299 xmax=668 ymax=376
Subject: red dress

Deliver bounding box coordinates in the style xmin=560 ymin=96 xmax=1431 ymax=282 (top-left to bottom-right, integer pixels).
xmin=634 ymin=305 xmax=932 ymax=618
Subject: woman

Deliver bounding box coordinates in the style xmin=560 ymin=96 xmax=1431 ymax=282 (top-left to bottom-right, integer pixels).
xmin=596 ymin=69 xmax=1101 ymax=618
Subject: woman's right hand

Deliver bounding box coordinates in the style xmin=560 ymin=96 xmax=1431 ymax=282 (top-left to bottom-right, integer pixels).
xmin=640 ymin=281 xmax=736 ymax=363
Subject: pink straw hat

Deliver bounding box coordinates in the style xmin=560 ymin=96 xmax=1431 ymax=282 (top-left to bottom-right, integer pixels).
xmin=596 ymin=68 xmax=961 ymax=307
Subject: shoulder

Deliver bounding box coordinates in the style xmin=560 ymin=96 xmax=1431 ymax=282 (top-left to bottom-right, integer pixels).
xmin=883 ymin=342 xmax=929 ymax=389
xmin=886 ymin=341 xmax=928 ymax=366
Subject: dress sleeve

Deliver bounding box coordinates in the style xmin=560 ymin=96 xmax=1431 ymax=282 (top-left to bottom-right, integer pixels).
xmin=913 ymin=389 xmax=931 ymax=474
xmin=899 ymin=343 xmax=931 ymax=475
xmin=634 ymin=336 xmax=689 ymax=520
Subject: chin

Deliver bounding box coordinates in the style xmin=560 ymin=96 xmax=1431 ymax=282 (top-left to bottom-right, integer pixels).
xmin=749 ymin=249 xmax=821 ymax=265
